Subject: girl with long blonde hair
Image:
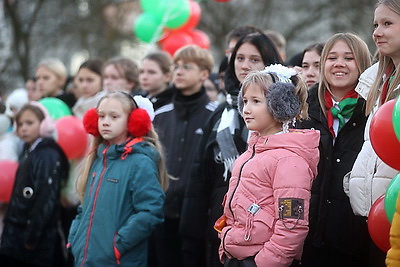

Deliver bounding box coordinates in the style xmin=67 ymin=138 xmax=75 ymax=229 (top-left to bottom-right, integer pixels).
xmin=68 ymin=91 xmax=169 ymax=266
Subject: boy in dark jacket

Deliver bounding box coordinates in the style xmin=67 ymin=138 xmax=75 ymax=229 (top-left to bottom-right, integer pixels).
xmin=150 ymin=45 xmax=216 ymax=267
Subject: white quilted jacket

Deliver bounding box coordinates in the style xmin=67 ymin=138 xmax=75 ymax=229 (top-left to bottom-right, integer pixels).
xmin=344 ymin=63 xmax=399 ymax=217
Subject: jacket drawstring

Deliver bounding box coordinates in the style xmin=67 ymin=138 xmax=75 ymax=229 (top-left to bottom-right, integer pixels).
xmin=244 ymin=215 xmax=253 ymax=241
xmin=121 ymin=137 xmax=144 ymax=160
xmin=244 ymin=203 xmax=260 ymax=241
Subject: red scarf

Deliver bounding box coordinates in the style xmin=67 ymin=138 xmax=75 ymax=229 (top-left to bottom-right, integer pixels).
xmin=324 ymin=89 xmax=358 ymax=137
xmin=381 ymin=66 xmax=394 ymax=105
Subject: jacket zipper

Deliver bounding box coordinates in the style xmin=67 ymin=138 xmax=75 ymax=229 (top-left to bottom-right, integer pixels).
xmin=222 ymin=228 xmax=234 ymax=258
xmin=80 ymin=146 xmax=109 ymax=267
xmin=228 ymin=143 xmax=256 ymax=221
xmin=223 ymin=143 xmax=256 ymax=257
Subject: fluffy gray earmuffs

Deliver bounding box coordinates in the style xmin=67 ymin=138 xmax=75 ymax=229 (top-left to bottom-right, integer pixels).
xmin=266 ymin=82 xmax=300 ymax=122
xmin=237 ymin=80 xmax=300 ymax=123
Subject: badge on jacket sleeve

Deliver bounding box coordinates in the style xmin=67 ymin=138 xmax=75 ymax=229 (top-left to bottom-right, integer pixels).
xmin=278 ymin=198 xmax=304 ymax=220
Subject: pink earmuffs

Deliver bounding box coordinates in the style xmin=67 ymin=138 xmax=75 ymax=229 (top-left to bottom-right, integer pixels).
xmin=25 ymin=101 xmax=56 ymax=138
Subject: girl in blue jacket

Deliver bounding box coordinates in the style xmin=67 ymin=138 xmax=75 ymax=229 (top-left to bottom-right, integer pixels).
xmin=68 ymin=91 xmax=169 ymax=267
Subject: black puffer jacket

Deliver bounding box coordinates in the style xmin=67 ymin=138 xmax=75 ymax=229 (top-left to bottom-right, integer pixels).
xmin=296 ymin=85 xmax=369 ymax=266
xmin=0 ymin=138 xmax=69 ymax=267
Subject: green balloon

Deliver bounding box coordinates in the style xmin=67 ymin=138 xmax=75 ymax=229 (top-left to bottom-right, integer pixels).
xmin=139 ymin=0 xmax=161 ymax=14
xmin=164 ymin=1 xmax=190 ymax=29
xmin=384 ymin=173 xmax=400 ymax=223
xmin=134 ymin=13 xmax=163 ymax=43
xmin=139 ymin=0 xmax=190 ymax=29
xmin=39 ymin=97 xmax=71 ymax=121
xmin=393 ymin=97 xmax=400 ymax=142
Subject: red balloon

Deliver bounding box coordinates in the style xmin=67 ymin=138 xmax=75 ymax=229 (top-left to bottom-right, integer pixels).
xmin=368 ymin=195 xmax=391 ymax=252
xmin=0 ymin=160 xmax=18 ymax=203
xmin=55 ymin=116 xmax=88 ymax=159
xmin=370 ymin=99 xmax=400 ymax=170
xmin=175 ymin=1 xmax=201 ymax=32
xmin=160 ymin=30 xmax=193 ymax=56
xmin=188 ymin=29 xmax=210 ymax=49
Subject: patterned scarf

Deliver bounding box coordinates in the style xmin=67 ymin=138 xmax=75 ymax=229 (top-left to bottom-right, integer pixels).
xmin=324 ymin=89 xmax=358 ymax=137
xmin=215 ymin=94 xmax=241 ymax=181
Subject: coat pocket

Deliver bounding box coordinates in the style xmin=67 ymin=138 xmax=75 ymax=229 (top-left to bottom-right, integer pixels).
xmin=235 ymin=198 xmax=275 ymax=244
xmin=222 ymin=198 xmax=275 ymax=259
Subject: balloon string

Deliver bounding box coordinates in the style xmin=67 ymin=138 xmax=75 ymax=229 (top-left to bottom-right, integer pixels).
xmin=149 ymin=5 xmax=173 ymax=45
xmin=149 ymin=3 xmax=186 ymax=46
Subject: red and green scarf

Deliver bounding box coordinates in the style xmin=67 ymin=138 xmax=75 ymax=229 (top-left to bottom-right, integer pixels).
xmin=324 ymin=89 xmax=358 ymax=137
xmin=381 ymin=66 xmax=395 ymax=105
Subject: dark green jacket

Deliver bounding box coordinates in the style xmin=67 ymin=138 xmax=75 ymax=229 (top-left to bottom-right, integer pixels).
xmin=69 ymin=139 xmax=165 ymax=267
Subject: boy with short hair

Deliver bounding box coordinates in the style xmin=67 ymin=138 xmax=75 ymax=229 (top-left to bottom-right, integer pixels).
xmin=150 ymin=45 xmax=216 ymax=267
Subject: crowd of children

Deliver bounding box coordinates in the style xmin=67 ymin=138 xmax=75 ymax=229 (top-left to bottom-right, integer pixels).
xmin=1 ymin=0 xmax=400 ymax=266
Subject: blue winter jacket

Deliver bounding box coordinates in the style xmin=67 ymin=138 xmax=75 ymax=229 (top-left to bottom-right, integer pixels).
xmin=68 ymin=139 xmax=165 ymax=267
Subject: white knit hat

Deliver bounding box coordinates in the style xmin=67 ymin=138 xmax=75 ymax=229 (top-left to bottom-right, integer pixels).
xmin=5 ymin=88 xmax=29 ymax=117
xmin=133 ymin=95 xmax=155 ymax=121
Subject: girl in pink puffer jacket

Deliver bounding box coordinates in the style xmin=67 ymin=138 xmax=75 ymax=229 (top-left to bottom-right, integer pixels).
xmin=215 ymin=65 xmax=320 ymax=267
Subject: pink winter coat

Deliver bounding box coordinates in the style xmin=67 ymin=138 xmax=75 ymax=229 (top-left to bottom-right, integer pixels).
xmin=218 ymin=129 xmax=320 ymax=267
